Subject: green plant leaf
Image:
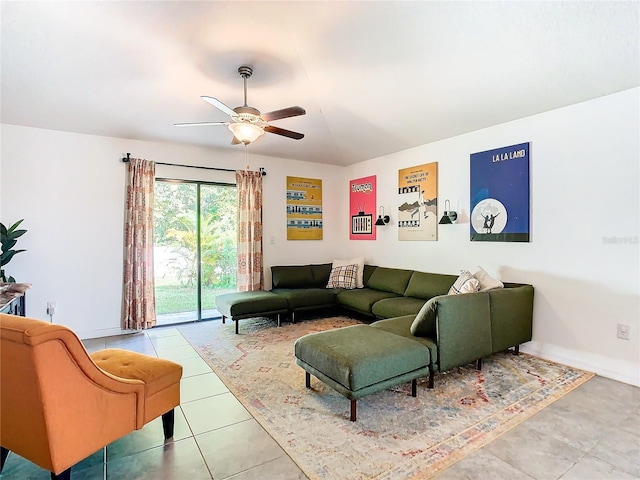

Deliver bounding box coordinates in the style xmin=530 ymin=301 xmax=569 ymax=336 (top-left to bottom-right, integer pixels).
xmin=0 ymin=249 xmax=26 ymax=266
xmin=6 ymin=219 xmax=24 ymax=235
xmin=0 ymin=224 xmax=6 ymax=237
xmin=7 ymin=229 xmax=27 ymax=240
xmin=4 ymin=238 xmax=17 ymax=250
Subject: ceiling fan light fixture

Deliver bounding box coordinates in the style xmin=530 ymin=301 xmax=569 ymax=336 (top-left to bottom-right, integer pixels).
xmin=228 ymin=122 xmax=264 ymax=144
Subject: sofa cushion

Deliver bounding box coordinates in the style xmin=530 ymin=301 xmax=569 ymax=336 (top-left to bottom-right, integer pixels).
xmin=271 ymin=288 xmax=339 ymax=310
xmin=216 ymin=291 xmax=288 ymax=318
xmin=365 ymin=267 xmax=413 ymax=295
xmin=294 ymin=324 xmax=430 ymax=392
xmin=310 ymin=263 xmax=333 ymax=287
xmin=271 ymin=265 xmax=314 ymax=288
xmin=371 ymin=296 xmax=426 ymax=318
xmin=448 ymin=270 xmax=480 ymax=295
xmin=404 ymin=271 xmax=458 ymax=300
xmin=363 ymin=264 xmax=377 ymax=285
xmin=337 ymin=288 xmax=399 ymax=315
xmin=326 ymin=264 xmax=358 ymax=289
xmin=370 ymin=315 xmax=438 ymax=364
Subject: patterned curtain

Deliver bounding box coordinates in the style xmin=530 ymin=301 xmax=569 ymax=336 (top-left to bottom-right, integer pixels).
xmin=236 ymin=170 xmax=264 ymax=291
xmin=122 ymin=158 xmax=156 ymax=330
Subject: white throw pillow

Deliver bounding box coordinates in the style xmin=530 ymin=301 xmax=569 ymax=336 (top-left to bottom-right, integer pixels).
xmin=332 ymin=257 xmax=365 ymax=288
xmin=448 ymin=270 xmax=480 ymax=295
xmin=473 ymin=266 xmax=504 ymax=291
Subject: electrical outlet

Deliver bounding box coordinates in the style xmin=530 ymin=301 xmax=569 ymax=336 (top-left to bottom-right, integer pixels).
xmin=46 ymin=301 xmax=56 ymax=316
xmin=617 ymin=324 xmax=630 ymax=340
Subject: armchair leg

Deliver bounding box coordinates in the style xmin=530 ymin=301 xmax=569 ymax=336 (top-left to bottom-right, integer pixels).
xmin=51 ymin=468 xmax=71 ymax=480
xmin=476 ymin=358 xmax=483 ymax=370
xmin=1 ymin=446 xmax=9 ymax=473
xmin=428 ymin=370 xmax=435 ymax=389
xmin=513 ymin=345 xmax=520 ymax=355
xmin=162 ymin=409 xmax=175 ymax=440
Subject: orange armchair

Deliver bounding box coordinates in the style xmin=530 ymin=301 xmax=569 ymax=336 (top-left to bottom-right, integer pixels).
xmin=0 ymin=314 xmax=182 ymax=479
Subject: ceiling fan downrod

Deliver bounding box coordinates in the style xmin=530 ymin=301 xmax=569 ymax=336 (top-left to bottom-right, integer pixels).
xmin=238 ymin=66 xmax=253 ymax=107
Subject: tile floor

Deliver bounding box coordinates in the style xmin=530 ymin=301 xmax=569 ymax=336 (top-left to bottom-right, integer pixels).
xmin=1 ymin=320 xmax=638 ymax=480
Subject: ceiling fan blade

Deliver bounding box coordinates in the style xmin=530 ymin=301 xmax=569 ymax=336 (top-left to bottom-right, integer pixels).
xmin=174 ymin=121 xmax=229 ymax=127
xmin=261 ymin=106 xmax=306 ymax=122
xmin=264 ymin=125 xmax=304 ymax=140
xmin=201 ymin=96 xmax=235 ymax=117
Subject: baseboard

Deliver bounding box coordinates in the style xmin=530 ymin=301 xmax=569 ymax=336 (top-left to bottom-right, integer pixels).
xmin=77 ymin=327 xmax=141 ymax=340
xmin=521 ymin=341 xmax=640 ymax=387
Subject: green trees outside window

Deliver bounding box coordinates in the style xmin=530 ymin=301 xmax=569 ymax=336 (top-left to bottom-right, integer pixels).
xmin=153 ymin=180 xmax=236 ymax=320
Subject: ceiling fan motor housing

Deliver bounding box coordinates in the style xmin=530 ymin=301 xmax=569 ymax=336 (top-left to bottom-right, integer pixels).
xmin=233 ymin=105 xmax=262 ymax=123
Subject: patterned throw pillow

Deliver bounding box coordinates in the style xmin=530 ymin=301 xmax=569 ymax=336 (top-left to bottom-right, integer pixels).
xmin=448 ymin=270 xmax=480 ymax=295
xmin=326 ymin=264 xmax=358 ymax=289
xmin=332 ymin=257 xmax=365 ymax=288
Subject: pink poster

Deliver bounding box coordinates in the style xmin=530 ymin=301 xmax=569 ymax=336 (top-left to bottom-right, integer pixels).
xmin=349 ymin=175 xmax=376 ymax=240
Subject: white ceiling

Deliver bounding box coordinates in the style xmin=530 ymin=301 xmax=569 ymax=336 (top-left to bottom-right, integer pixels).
xmin=1 ymin=1 xmax=638 ymax=166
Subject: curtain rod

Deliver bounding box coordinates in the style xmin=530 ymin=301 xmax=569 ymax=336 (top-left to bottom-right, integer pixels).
xmin=121 ymin=153 xmax=266 ymax=176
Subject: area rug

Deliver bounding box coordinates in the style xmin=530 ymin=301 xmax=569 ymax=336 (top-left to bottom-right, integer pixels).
xmin=181 ymin=316 xmax=594 ymax=479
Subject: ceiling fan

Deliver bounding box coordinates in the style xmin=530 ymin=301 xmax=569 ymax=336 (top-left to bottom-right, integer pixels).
xmin=175 ymin=65 xmax=305 ymax=145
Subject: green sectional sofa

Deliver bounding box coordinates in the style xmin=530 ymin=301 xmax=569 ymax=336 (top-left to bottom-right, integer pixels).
xmin=216 ymin=262 xmax=533 ymax=420
xmin=217 ymin=263 xmax=533 ymax=363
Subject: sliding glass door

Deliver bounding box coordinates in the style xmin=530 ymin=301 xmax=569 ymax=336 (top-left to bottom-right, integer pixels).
xmin=153 ymin=179 xmax=236 ymax=325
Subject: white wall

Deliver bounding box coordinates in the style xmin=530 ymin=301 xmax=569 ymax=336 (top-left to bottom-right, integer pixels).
xmin=1 ymin=88 xmax=638 ymax=386
xmin=341 ymin=88 xmax=640 ymax=386
xmin=0 ymin=125 xmax=343 ymax=338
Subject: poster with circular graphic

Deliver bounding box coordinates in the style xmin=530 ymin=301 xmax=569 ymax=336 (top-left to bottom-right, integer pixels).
xmin=471 ymin=198 xmax=507 ymax=234
xmin=470 ymin=143 xmax=530 ymax=242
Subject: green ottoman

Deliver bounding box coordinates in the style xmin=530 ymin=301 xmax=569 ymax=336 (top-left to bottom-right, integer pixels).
xmin=294 ymin=325 xmax=432 ymax=421
xmin=216 ymin=291 xmax=289 ymax=334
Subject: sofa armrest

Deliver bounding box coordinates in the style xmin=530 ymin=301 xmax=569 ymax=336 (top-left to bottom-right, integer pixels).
xmin=421 ymin=293 xmax=493 ymax=372
xmin=489 ymin=284 xmax=534 ymax=352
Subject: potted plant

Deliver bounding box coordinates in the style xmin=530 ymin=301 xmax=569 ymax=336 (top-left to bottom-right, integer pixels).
xmin=1 ymin=219 xmax=27 ymax=283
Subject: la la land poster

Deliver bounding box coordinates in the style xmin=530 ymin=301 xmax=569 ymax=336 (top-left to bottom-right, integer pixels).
xmin=470 ymin=142 xmax=530 ymax=242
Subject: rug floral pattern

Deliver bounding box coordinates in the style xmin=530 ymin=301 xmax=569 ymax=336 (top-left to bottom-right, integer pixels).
xmin=181 ymin=316 xmax=594 ymax=479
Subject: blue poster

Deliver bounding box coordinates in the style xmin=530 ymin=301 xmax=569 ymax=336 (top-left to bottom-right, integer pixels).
xmin=470 ymin=142 xmax=530 ymax=242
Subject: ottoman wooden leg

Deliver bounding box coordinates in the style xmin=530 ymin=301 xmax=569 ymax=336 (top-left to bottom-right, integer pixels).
xmin=221 ymin=315 xmax=226 ymax=324
xmin=305 ymin=371 xmax=311 ymax=388
xmin=411 ymin=378 xmax=417 ymax=397
xmin=235 ymin=318 xmax=239 ymax=335
xmin=513 ymin=345 xmax=520 ymax=356
xmin=350 ymin=399 xmax=357 ymax=422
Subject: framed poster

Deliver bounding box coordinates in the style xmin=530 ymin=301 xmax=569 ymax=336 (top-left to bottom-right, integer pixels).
xmin=286 ymin=176 xmax=323 ymax=240
xmin=397 ymin=162 xmax=438 ymax=241
xmin=349 ymin=175 xmax=376 ymax=240
xmin=470 ymin=142 xmax=530 ymax=242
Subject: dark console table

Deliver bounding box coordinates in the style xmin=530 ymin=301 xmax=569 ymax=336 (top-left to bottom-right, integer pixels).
xmin=0 ymin=294 xmax=26 ymax=316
